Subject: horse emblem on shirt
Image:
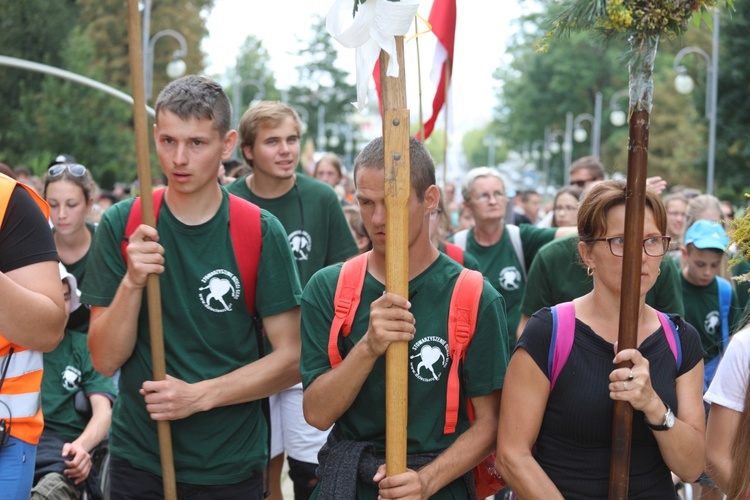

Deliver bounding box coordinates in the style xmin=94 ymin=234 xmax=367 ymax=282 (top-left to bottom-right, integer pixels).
xmin=498 ymin=266 xmax=522 ymax=291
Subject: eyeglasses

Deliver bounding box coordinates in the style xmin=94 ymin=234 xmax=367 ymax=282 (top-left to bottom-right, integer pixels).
xmin=666 ymin=211 xmax=686 ymax=219
xmin=554 ymin=205 xmax=578 ymax=212
xmin=473 ymin=191 xmax=505 ymax=203
xmin=569 ymin=178 xmax=593 ymax=188
xmin=585 ymin=235 xmax=671 ymax=257
xmin=429 ymin=208 xmax=443 ymax=220
xmin=48 ymin=163 xmax=87 ymax=177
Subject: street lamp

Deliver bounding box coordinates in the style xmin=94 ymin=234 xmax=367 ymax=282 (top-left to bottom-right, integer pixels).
xmin=571 ymin=92 xmax=602 ymax=158
xmin=142 ymin=1 xmax=188 ymax=102
xmin=672 ymin=8 xmax=719 ymax=195
xmin=320 ymin=123 xmax=356 ymax=168
xmin=232 ymin=77 xmax=265 ymax=129
xmin=609 ymin=89 xmax=629 ymax=127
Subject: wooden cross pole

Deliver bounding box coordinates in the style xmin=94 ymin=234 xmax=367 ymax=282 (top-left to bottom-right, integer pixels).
xmin=609 ymin=106 xmax=649 ymax=499
xmin=125 ymin=1 xmax=177 ymax=498
xmin=380 ymin=37 xmax=410 ymax=476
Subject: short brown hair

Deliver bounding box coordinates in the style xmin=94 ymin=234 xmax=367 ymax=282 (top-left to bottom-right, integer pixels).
xmin=238 ymin=101 xmax=302 ymax=167
xmin=353 ymin=137 xmax=435 ymax=202
xmin=570 ymin=156 xmax=605 ymax=181
xmin=578 ymin=179 xmax=667 ymax=242
xmin=155 ymin=75 xmax=232 ymax=138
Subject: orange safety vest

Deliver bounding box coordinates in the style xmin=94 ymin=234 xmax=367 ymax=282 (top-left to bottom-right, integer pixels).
xmin=0 ymin=173 xmax=50 ymax=445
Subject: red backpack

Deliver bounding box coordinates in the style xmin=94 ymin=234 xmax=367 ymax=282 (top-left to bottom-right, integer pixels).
xmin=120 ymin=188 xmax=262 ymax=313
xmin=327 ymin=251 xmax=505 ymax=497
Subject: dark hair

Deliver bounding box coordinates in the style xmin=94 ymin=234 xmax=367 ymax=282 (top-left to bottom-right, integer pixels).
xmin=353 ymin=137 xmax=435 ymax=202
xmin=570 ymin=156 xmax=605 ymax=180
xmin=155 ymin=75 xmax=232 ymax=138
xmin=578 ymin=179 xmax=667 ymax=242
xmin=42 ymin=164 xmax=96 ymax=202
xmin=519 ymin=190 xmax=540 ymax=202
xmin=0 ymin=162 xmax=15 ymax=179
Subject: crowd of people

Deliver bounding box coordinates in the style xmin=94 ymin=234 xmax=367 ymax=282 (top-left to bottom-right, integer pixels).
xmin=2 ymin=73 xmax=750 ymax=499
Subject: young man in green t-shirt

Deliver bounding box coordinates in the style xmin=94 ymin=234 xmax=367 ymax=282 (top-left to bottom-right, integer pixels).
xmin=83 ymin=75 xmax=303 ymax=498
xmin=301 ymin=137 xmax=509 ymax=499
xmin=229 ymin=101 xmax=358 ymax=499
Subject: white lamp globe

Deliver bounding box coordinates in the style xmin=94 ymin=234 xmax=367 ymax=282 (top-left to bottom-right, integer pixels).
xmin=574 ymin=128 xmax=588 ymax=143
xmin=548 ymin=141 xmax=560 ymax=154
xmin=166 ymin=59 xmax=187 ymax=79
xmin=610 ymin=110 xmax=627 ymax=127
xmin=675 ymin=73 xmax=695 ymax=95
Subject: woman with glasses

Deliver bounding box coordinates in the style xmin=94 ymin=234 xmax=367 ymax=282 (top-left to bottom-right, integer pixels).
xmin=497 ymin=179 xmax=705 ymax=498
xmin=43 ymin=162 xmax=97 ymax=334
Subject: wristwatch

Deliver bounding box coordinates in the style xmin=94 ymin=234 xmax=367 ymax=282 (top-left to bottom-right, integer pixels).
xmin=644 ymin=402 xmax=675 ymax=431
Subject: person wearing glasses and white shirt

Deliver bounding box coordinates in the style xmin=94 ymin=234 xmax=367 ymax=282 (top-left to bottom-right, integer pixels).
xmin=451 ymin=167 xmax=576 ymax=356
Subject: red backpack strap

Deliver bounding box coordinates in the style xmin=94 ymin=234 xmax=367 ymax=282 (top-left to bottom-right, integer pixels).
xmin=120 ymin=188 xmax=166 ymax=263
xmin=443 ymin=241 xmax=464 ymax=266
xmin=444 ymin=268 xmax=484 ymax=434
xmin=548 ymin=301 xmax=576 ymax=392
xmin=328 ymin=252 xmax=370 ymax=368
xmin=228 ymin=194 xmax=262 ymax=314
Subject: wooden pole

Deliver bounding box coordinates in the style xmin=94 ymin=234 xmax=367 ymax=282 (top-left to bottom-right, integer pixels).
xmin=608 ymin=107 xmax=649 ymax=499
xmin=380 ymin=38 xmax=410 ymax=477
xmin=125 ymin=1 xmax=177 ymax=498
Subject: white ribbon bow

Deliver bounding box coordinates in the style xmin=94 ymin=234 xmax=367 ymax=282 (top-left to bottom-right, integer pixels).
xmin=327 ymin=0 xmax=420 ymax=110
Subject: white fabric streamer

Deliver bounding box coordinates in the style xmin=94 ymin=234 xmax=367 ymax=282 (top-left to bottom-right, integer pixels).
xmin=326 ymin=0 xmax=420 ymax=110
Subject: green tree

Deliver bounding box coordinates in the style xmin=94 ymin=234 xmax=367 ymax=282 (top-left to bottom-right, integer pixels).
xmin=228 ymin=35 xmax=281 ymax=124
xmin=286 ymin=15 xmax=357 ymax=160
xmin=714 ymin=5 xmax=750 ymax=202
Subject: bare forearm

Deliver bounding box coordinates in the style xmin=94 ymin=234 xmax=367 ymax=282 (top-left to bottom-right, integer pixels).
xmin=496 ymin=452 xmax=562 ymax=499
xmin=197 ymin=345 xmax=301 ymax=411
xmin=303 ymin=340 xmax=379 ymax=430
xmin=644 ymin=398 xmax=705 ymax=481
xmin=0 ymin=265 xmax=65 ymax=351
xmin=88 ymin=277 xmax=144 ymax=376
xmin=72 ymin=398 xmax=112 ymax=452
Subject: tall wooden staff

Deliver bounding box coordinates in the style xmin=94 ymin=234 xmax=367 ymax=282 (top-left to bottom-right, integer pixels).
xmin=380 ymin=37 xmax=410 ymax=477
xmin=125 ymin=1 xmax=177 ymax=498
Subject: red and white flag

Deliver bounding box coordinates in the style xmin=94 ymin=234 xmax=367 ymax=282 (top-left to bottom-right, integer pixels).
xmin=418 ymin=0 xmax=456 ymax=140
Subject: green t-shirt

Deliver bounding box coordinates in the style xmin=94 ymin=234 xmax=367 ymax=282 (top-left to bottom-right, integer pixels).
xmin=464 ymin=224 xmax=556 ymax=353
xmin=521 ymin=235 xmax=685 ymax=319
xmin=81 ymin=189 xmax=303 ymax=485
xmin=300 ymin=253 xmax=509 ymax=499
xmin=228 ymin=174 xmax=358 ymax=287
xmin=40 ymin=329 xmax=116 ymax=442
xmin=680 ymin=274 xmax=741 ymax=362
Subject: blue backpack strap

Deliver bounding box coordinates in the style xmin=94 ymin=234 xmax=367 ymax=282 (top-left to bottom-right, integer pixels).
xmin=717 ymin=276 xmax=732 ymax=352
xmin=548 ymin=302 xmax=576 ymax=392
xmin=656 ymin=312 xmax=682 ymax=372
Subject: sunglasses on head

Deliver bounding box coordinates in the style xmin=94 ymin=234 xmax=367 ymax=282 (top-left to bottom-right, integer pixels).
xmin=48 ymin=163 xmax=87 ymax=177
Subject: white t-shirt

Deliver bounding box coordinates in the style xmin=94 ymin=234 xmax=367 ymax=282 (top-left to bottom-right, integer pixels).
xmin=704 ymin=326 xmax=750 ymax=412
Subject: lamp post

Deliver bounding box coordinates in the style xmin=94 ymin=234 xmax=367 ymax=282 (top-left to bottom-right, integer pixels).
xmin=570 ymin=92 xmax=603 ymax=159
xmin=142 ymin=0 xmax=188 ymax=102
xmin=673 ymin=8 xmax=719 ymax=195
xmin=609 ymin=89 xmax=629 ymax=127
xmin=319 ymin=122 xmax=356 ymax=168
xmin=232 ymin=77 xmax=265 ymax=129
xmin=545 ymin=127 xmax=565 ymax=187
xmin=483 ymin=133 xmax=502 ymax=167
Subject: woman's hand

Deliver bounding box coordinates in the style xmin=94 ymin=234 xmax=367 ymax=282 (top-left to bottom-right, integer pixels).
xmin=608 ymin=348 xmax=662 ymax=413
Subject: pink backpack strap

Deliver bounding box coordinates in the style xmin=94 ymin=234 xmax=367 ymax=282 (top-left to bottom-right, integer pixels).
xmin=327 ymin=252 xmax=370 ymax=368
xmin=657 ymin=311 xmax=682 ymax=370
xmin=549 ymin=301 xmax=576 ymax=392
xmin=444 ymin=269 xmax=484 ymax=434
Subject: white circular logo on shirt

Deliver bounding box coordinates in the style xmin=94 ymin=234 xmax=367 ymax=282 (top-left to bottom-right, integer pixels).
xmin=704 ymin=310 xmax=720 ymax=335
xmin=61 ymin=365 xmax=82 ymax=391
xmin=409 ymin=336 xmax=450 ymax=382
xmin=289 ymin=230 xmax=312 ymax=261
xmin=198 ymin=269 xmax=242 ymax=313
xmin=498 ymin=267 xmax=522 ymax=291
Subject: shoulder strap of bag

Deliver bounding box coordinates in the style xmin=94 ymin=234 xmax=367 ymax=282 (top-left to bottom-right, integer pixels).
xmin=452 ymin=229 xmax=469 ymax=251
xmin=444 ymin=241 xmax=465 ymax=266
xmin=656 ymin=311 xmax=682 ymax=371
xmin=328 ymin=252 xmax=370 ymax=368
xmin=548 ymin=301 xmax=575 ymax=391
xmin=444 ymin=269 xmax=484 ymax=434
xmin=717 ymin=276 xmax=732 ymax=352
xmin=121 ymin=188 xmax=166 ymax=263
xmin=505 ymin=224 xmax=526 ymax=282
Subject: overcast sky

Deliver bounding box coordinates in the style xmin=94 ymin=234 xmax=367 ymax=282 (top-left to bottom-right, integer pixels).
xmin=201 ymin=0 xmax=526 ymax=134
